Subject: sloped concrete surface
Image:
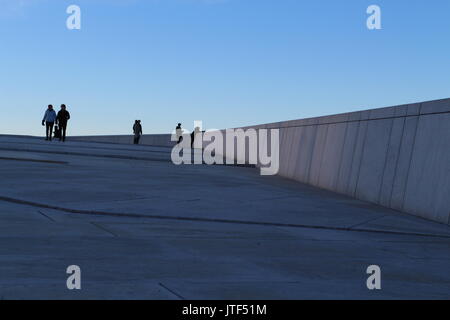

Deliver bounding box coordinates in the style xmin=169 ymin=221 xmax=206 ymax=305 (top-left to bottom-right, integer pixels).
xmin=0 ymin=136 xmax=449 ymax=299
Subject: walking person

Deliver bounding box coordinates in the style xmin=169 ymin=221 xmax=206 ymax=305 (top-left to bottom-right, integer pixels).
xmin=133 ymin=120 xmax=143 ymax=144
xmin=42 ymin=105 xmax=57 ymax=141
xmin=56 ymin=104 xmax=71 ymax=142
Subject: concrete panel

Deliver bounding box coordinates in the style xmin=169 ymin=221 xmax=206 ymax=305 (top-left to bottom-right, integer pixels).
xmin=293 ymin=118 xmax=310 ymax=127
xmin=394 ymin=105 xmax=408 ymax=117
xmin=407 ymin=103 xmax=421 ymax=116
xmin=274 ymin=121 xmax=292 ymax=129
xmin=278 ymin=127 xmax=292 ymax=176
xmin=420 ymin=98 xmax=450 ymax=115
xmin=285 ymin=127 xmax=303 ymax=178
xmin=355 ymin=119 xmax=393 ymax=203
xmin=277 ymin=128 xmax=291 ymax=177
xmin=317 ymin=122 xmax=348 ymax=190
xmin=346 ymin=121 xmax=368 ymax=196
xmin=308 ymin=125 xmax=329 ymax=186
xmin=369 ymin=106 xmax=396 ymax=120
xmin=317 ymin=116 xmax=329 ymax=125
xmin=348 ymin=111 xmax=362 ymax=122
xmin=390 ymin=116 xmax=419 ymax=211
xmin=360 ymin=110 xmax=371 ymax=121
xmin=306 ymin=118 xmax=320 ymax=126
xmin=403 ymin=113 xmax=450 ymax=223
xmin=335 ymin=121 xmax=360 ymax=194
xmin=379 ymin=117 xmax=405 ymax=207
xmin=292 ymin=125 xmax=318 ymax=182
xmin=318 ymin=113 xmax=349 ymax=125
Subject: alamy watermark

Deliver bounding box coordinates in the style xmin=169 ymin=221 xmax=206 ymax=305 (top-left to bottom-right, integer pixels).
xmin=63 ymin=5 xmax=381 ymax=31
xmin=170 ymin=121 xmax=280 ymax=176
xmin=66 ymin=5 xmax=81 ymax=30
xmin=64 ymin=5 xmax=380 ymax=31
xmin=367 ymin=5 xmax=382 ymax=30
xmin=66 ymin=265 xmax=81 ymax=290
xmin=366 ymin=265 xmax=382 ymax=290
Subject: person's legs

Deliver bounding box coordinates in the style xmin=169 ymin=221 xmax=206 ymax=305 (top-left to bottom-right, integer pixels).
xmin=45 ymin=123 xmax=50 ymax=140
xmin=45 ymin=122 xmax=53 ymax=140
xmin=48 ymin=122 xmax=54 ymax=141
xmin=60 ymin=123 xmax=67 ymax=142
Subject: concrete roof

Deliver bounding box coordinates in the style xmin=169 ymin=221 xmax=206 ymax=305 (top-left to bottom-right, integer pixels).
xmin=0 ymin=135 xmax=449 ymax=299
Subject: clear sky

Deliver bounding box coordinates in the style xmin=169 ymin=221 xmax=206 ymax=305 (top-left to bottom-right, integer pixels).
xmin=1 ymin=0 xmax=449 ymax=136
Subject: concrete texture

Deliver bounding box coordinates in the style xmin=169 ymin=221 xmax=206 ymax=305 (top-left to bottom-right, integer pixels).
xmin=0 ymin=135 xmax=450 ymax=299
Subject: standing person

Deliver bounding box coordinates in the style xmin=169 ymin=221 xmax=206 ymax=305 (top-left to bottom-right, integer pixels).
xmin=133 ymin=120 xmax=143 ymax=144
xmin=176 ymin=123 xmax=183 ymax=144
xmin=56 ymin=104 xmax=71 ymax=142
xmin=42 ymin=105 xmax=57 ymax=141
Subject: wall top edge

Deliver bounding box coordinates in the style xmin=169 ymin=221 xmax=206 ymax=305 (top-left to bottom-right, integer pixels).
xmin=235 ymin=98 xmax=450 ymax=130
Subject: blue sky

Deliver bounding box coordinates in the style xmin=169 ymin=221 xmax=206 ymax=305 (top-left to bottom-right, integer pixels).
xmin=1 ymin=0 xmax=449 ymax=135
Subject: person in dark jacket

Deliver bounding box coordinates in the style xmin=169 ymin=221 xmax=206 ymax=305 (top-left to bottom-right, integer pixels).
xmin=56 ymin=104 xmax=71 ymax=142
xmin=42 ymin=105 xmax=57 ymax=141
xmin=133 ymin=120 xmax=143 ymax=144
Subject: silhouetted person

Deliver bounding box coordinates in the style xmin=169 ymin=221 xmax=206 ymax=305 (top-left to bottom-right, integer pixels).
xmin=176 ymin=123 xmax=183 ymax=144
xmin=42 ymin=105 xmax=57 ymax=141
xmin=191 ymin=126 xmax=201 ymax=148
xmin=133 ymin=120 xmax=143 ymax=144
xmin=56 ymin=104 xmax=71 ymax=142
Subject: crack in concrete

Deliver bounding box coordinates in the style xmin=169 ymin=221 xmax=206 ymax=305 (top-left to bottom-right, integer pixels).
xmin=90 ymin=222 xmax=119 ymax=237
xmin=36 ymin=210 xmax=56 ymax=222
xmin=158 ymin=282 xmax=185 ymax=300
xmin=347 ymin=214 xmax=391 ymax=229
xmin=0 ymin=147 xmax=170 ymax=163
xmin=0 ymin=157 xmax=67 ymax=165
xmin=0 ymin=140 xmax=172 ymax=155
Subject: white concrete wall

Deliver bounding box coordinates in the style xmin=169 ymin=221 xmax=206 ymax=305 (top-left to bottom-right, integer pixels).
xmin=233 ymin=98 xmax=449 ymax=225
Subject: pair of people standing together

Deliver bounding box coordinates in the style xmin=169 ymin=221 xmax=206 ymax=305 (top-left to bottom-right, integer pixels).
xmin=42 ymin=104 xmax=71 ymax=142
